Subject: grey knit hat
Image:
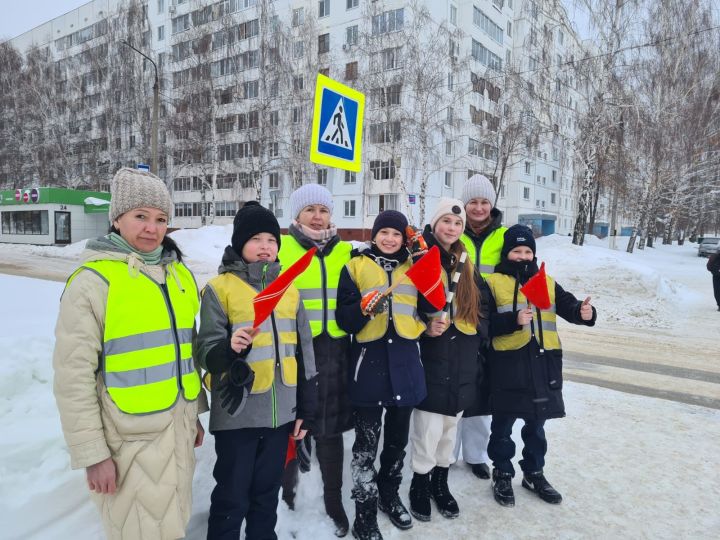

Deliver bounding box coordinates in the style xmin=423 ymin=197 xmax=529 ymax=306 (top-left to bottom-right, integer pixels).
xmin=462 ymin=174 xmax=497 ymax=206
xmin=109 ymin=167 xmax=173 ymax=222
xmin=289 ymin=183 xmax=334 ymax=219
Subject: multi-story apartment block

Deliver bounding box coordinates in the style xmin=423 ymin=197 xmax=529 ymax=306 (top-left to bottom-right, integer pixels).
xmin=7 ymin=0 xmax=588 ymax=238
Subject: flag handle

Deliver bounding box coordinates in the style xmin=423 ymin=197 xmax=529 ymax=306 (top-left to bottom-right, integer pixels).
xmin=380 ymin=272 xmax=408 ymax=298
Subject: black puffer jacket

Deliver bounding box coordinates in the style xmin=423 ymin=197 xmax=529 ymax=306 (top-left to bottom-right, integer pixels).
xmin=486 ymin=259 xmax=597 ymax=421
xmin=415 ymin=230 xmax=489 ymax=416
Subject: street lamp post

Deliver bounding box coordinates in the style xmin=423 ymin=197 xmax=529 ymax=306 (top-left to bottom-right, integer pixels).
xmin=121 ymin=40 xmax=159 ymax=175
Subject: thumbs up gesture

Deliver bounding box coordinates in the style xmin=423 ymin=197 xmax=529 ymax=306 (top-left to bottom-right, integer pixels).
xmin=580 ymin=297 xmax=593 ymax=321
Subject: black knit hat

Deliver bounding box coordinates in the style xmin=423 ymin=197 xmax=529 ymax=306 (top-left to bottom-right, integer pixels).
xmin=371 ymin=210 xmax=408 ymax=241
xmin=231 ymin=201 xmax=281 ymax=256
xmin=501 ymin=224 xmax=536 ymax=259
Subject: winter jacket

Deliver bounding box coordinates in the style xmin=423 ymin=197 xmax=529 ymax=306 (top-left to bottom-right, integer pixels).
xmin=336 ymin=244 xmax=427 ymax=408
xmin=279 ymin=226 xmax=353 ymax=436
xmin=196 ymin=246 xmax=318 ymax=432
xmin=52 ymin=236 xmax=208 ymax=540
xmin=707 ymin=252 xmax=720 ymax=277
xmin=485 ymin=259 xmax=597 ymax=420
xmin=415 ymin=229 xmax=490 ymax=416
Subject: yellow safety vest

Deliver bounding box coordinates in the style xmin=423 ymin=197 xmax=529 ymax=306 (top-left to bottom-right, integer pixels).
xmin=207 ymin=272 xmax=299 ymax=393
xmin=279 ymin=234 xmax=351 ymax=338
xmin=421 ymin=269 xmax=477 ymax=335
xmin=461 ymin=226 xmax=507 ymax=277
xmin=67 ymin=260 xmax=201 ymax=414
xmin=485 ymin=273 xmax=560 ymax=351
xmin=346 ymin=256 xmax=426 ymax=343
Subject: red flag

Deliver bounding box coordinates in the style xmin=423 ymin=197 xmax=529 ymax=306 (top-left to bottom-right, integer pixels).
xmin=520 ymin=261 xmax=551 ymax=310
xmin=252 ymin=247 xmax=317 ymax=328
xmin=405 ymin=245 xmax=446 ymax=310
xmin=285 ymin=436 xmax=296 ymax=467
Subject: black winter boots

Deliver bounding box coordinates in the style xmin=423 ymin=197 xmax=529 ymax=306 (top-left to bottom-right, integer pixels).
xmin=429 ymin=466 xmax=459 ymax=518
xmin=317 ymin=435 xmax=349 ymax=537
xmin=471 ymin=462 xmax=491 ymax=479
xmin=522 ymin=470 xmax=563 ymax=504
xmin=352 ymin=499 xmax=383 ymax=540
xmin=492 ymin=468 xmax=515 ymax=507
xmin=408 ymin=472 xmax=431 ymax=521
xmin=378 ymin=483 xmax=412 ymax=530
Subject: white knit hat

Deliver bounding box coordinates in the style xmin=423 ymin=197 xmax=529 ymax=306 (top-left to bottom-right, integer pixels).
xmin=430 ymin=197 xmax=466 ymax=232
xmin=462 ymin=174 xmax=497 ymax=206
xmin=109 ymin=168 xmax=173 ymax=222
xmin=289 ymin=183 xmax=334 ymax=219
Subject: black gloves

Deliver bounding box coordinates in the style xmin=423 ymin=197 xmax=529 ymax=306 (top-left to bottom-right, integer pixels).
xmin=217 ymin=360 xmax=255 ymax=417
xmin=296 ymin=436 xmax=312 ymax=473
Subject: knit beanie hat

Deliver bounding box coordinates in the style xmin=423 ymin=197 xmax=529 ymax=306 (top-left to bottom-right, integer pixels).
xmin=462 ymin=174 xmax=497 ymax=206
xmin=231 ymin=201 xmax=281 ymax=256
xmin=430 ymin=197 xmax=466 ymax=232
xmin=289 ymin=183 xmax=334 ymax=219
xmin=109 ymin=167 xmax=173 ymax=222
xmin=371 ymin=210 xmax=408 ymax=241
xmin=501 ymin=224 xmax=536 ymax=259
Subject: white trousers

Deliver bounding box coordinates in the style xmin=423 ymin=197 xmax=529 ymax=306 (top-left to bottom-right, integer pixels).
xmin=410 ymin=410 xmax=463 ymax=474
xmin=454 ymin=415 xmax=491 ymax=465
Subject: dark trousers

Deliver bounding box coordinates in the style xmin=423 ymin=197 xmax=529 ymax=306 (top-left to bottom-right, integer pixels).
xmin=487 ymin=415 xmax=547 ymax=476
xmin=713 ymin=275 xmax=720 ymax=308
xmin=351 ymin=406 xmax=413 ymax=503
xmin=207 ymin=423 xmax=291 ymax=540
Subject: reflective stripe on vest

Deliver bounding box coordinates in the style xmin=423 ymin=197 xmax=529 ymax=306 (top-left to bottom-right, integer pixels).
xmin=207 ymin=272 xmax=300 ymax=394
xmin=461 ymin=226 xmax=507 ymax=278
xmin=67 ymin=260 xmax=201 ymax=414
xmin=486 ymin=273 xmax=560 ymax=350
xmin=279 ymin=235 xmax=351 ymax=338
xmin=346 ymin=256 xmax=426 ymax=343
xmin=420 ymin=269 xmax=477 ymax=335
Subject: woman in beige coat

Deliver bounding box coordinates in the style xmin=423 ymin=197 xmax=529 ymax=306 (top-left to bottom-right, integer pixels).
xmin=53 ymin=168 xmax=206 ymax=539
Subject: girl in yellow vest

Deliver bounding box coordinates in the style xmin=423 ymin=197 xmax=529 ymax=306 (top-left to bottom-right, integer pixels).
xmin=485 ymin=225 xmax=596 ymax=508
xmin=52 ymin=168 xmax=206 ymax=540
xmin=278 ymin=184 xmax=353 ymax=536
xmin=336 ymin=210 xmax=427 ymax=540
xmin=408 ymin=199 xmax=489 ymax=523
xmin=196 ymin=201 xmax=318 ymax=540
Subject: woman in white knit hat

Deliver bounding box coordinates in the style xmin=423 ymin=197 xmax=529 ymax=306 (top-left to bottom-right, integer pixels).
xmin=455 ymin=174 xmax=508 ymax=481
xmin=278 ymin=183 xmax=354 ymax=537
xmin=407 ymin=198 xmax=489 ymax=523
xmin=52 ymin=168 xmax=206 ymax=539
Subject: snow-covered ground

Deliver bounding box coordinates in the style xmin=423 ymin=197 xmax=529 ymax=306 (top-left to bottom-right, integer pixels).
xmin=1 ymin=232 xmax=719 ymax=539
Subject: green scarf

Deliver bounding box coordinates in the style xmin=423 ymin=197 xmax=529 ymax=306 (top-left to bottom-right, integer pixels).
xmin=108 ymin=232 xmax=164 ymax=265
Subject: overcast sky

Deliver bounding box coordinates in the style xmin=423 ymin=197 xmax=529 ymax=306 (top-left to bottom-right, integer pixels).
xmin=0 ymin=0 xmax=90 ymax=42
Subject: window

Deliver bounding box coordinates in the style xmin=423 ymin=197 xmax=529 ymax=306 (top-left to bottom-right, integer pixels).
xmin=294 ymin=41 xmax=304 ymax=58
xmin=493 ymin=0 xmax=504 ymax=8
xmin=372 ymin=84 xmax=402 ymax=107
xmin=368 ymin=194 xmax=399 ymax=214
xmin=172 ymin=14 xmax=190 ymax=34
xmin=292 ymin=107 xmax=301 ymax=123
xmin=369 ymin=121 xmax=401 ymax=143
xmin=372 ymin=8 xmax=404 ymax=35
xmin=344 ymin=200 xmax=356 ymax=217
xmin=551 ymin=193 xmax=557 ymax=205
xmin=448 ymin=73 xmax=454 ymax=90
xmin=473 ymin=7 xmax=504 ymax=43
xmin=268 ymin=142 xmax=279 ymax=157
xmin=216 ymin=116 xmax=235 ymax=133
xmin=536 ymin=175 xmax=541 ymax=183
xmin=450 ymin=5 xmax=457 ymax=25
xmin=507 ymin=21 xmax=512 ymax=37
xmin=558 ymin=30 xmax=564 ymax=44
xmin=347 ymin=0 xmax=359 ymax=9
xmin=523 ymin=187 xmax=530 ymax=200
xmin=318 ymin=0 xmax=330 ymax=18
xmin=1 ymin=210 xmax=49 ymax=235
xmin=293 ymin=76 xmax=304 ymax=91
xmin=471 ymin=39 xmax=502 ymax=70
xmin=269 ymin=172 xmax=279 ymax=189
xmin=243 ymin=80 xmax=259 ymax=99
xmin=216 ymin=174 xmax=236 ymax=189
xmin=371 ymin=47 xmax=402 ymax=71
xmin=345 ymin=61 xmax=358 ymax=80
xmin=446 ymin=140 xmax=453 ymax=156
xmin=157 ymin=25 xmax=165 ymax=41
xmin=444 ymin=171 xmax=452 ymax=189
xmin=129 ymin=135 xmax=136 ymax=148
xmin=214 ymin=201 xmax=238 ymax=217
xmin=317 ymin=169 xmax=328 ymax=185
xmin=292 ymin=8 xmax=304 ymax=27
xmin=318 ymin=33 xmax=330 ymax=54
xmin=369 ymin=160 xmax=396 ymax=180
xmin=345 ymin=171 xmax=356 ymax=184
xmin=157 ymin=0 xmax=164 ymax=13
xmin=346 ymin=25 xmax=358 ymax=45
xmin=536 ymin=199 xmax=540 ymax=207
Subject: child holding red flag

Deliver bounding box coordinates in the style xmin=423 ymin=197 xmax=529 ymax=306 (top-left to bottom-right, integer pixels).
xmin=336 ymin=210 xmax=427 ymax=540
xmin=408 ymin=198 xmax=489 ymax=523
xmin=484 ymin=224 xmax=596 ymax=508
xmin=196 ymin=201 xmax=318 ymax=539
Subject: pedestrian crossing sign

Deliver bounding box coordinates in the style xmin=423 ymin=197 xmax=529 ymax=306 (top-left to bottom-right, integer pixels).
xmin=310 ymin=74 xmax=365 ymax=172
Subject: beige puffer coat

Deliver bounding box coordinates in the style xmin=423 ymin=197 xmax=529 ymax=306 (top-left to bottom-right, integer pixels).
xmin=52 ymin=239 xmax=208 ymax=540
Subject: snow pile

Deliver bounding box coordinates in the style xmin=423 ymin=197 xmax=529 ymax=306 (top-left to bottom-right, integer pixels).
xmin=169 ymin=225 xmax=233 ymax=285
